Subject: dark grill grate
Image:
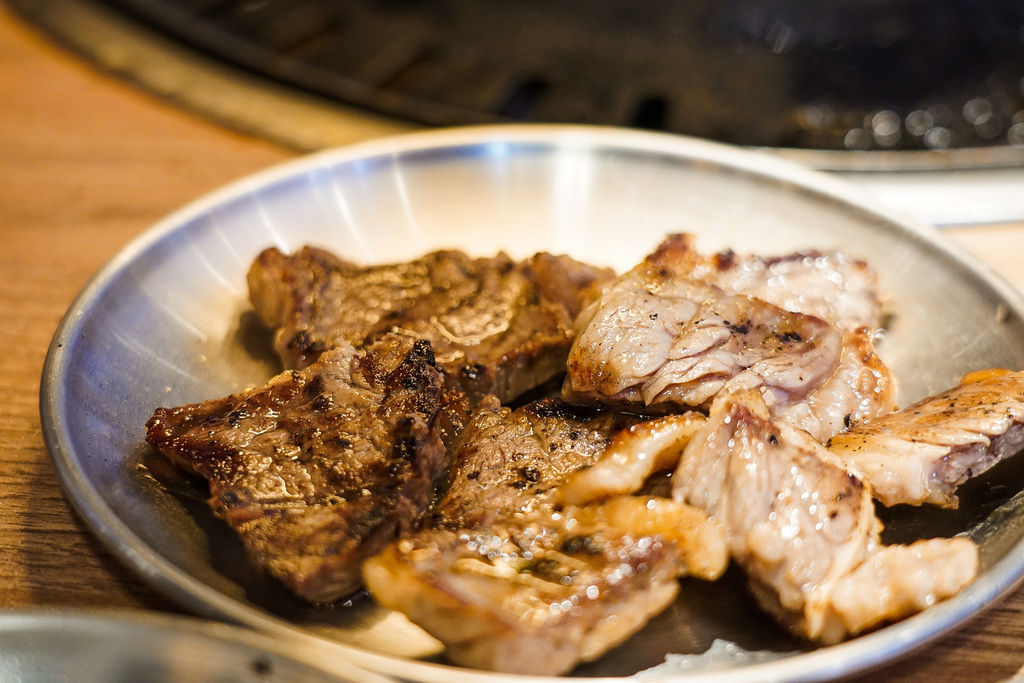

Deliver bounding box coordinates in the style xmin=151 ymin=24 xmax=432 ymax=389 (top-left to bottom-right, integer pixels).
xmin=91 ymin=0 xmax=1024 ymax=150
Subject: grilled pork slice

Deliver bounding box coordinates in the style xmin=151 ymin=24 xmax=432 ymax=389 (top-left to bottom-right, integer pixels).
xmin=654 ymin=233 xmax=882 ymax=332
xmin=825 ymin=537 xmax=978 ymax=636
xmin=435 ymin=397 xmax=641 ymax=529
xmin=145 ymin=335 xmax=467 ymax=602
xmin=564 ymin=236 xmax=894 ymax=441
xmin=248 ymin=246 xmax=613 ymax=403
xmin=672 ymin=390 xmax=977 ymax=643
xmin=656 ymin=235 xmax=896 ymax=440
xmin=562 ymin=244 xmax=843 ymax=411
xmin=779 ymin=327 xmax=898 ymax=443
xmin=363 ymin=497 xmax=726 ymax=675
xmin=558 ymin=412 xmax=707 ymax=505
xmin=828 ymin=368 xmax=1024 ymax=508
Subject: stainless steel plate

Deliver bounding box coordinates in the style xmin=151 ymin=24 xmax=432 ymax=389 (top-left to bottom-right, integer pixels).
xmin=40 ymin=125 xmax=1024 ymax=682
xmin=0 ymin=609 xmax=390 ymax=682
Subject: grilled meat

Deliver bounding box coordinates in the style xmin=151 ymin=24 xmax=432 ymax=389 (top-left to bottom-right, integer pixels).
xmin=779 ymin=327 xmax=898 ymax=442
xmin=563 ymin=494 xmax=728 ymax=582
xmin=367 ymin=395 xmax=726 ymax=674
xmin=564 ymin=235 xmax=894 ymax=442
xmin=673 ymin=390 xmax=976 ymax=643
xmin=435 ymin=397 xmax=640 ymax=529
xmin=562 ymin=245 xmax=843 ymax=411
xmin=145 ymin=334 xmax=467 ymax=602
xmin=248 ymin=246 xmax=613 ymax=403
xmin=825 ymin=537 xmax=977 ymax=636
xmin=655 ymin=233 xmax=882 ymax=332
xmin=363 ymin=496 xmax=726 ymax=675
xmin=652 ymin=235 xmax=895 ymax=441
xmin=528 ymin=251 xmax=612 ymax=321
xmin=558 ymin=412 xmax=707 ymax=505
xmin=145 ymin=235 xmax=990 ymax=667
xmin=828 ymin=368 xmax=1024 ymax=507
xmin=542 ymin=388 xmax=978 ymax=643
xmin=147 ymin=243 xmax=615 ymax=603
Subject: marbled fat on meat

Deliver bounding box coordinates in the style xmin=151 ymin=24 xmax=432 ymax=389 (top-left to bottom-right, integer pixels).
xmin=651 ymin=234 xmax=896 ymax=440
xmin=563 ymin=235 xmax=896 ymax=442
xmin=654 ymin=233 xmax=882 ymax=332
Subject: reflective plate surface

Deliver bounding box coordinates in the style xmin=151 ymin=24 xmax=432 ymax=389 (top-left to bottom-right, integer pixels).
xmin=40 ymin=125 xmax=1024 ymax=682
xmin=0 ymin=609 xmax=390 ymax=682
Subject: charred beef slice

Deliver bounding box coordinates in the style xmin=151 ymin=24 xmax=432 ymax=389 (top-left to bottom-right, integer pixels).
xmin=145 ymin=334 xmax=470 ymax=602
xmin=435 ymin=397 xmax=641 ymax=529
xmin=248 ymin=246 xmax=613 ymax=403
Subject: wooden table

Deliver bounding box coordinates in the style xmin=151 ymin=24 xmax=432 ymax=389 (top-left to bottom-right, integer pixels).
xmin=3 ymin=3 xmax=1024 ymax=680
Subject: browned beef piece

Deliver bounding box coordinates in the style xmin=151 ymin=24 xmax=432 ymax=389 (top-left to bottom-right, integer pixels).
xmin=527 ymin=251 xmax=611 ymax=320
xmin=435 ymin=397 xmax=640 ymax=529
xmin=247 ymin=246 xmax=613 ymax=403
xmin=145 ymin=334 xmax=470 ymax=602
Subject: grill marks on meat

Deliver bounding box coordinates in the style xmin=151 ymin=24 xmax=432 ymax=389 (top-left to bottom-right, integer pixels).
xmin=362 ymin=511 xmax=683 ymax=676
xmin=672 ymin=390 xmax=977 ymax=643
xmin=563 ymin=234 xmax=895 ymax=442
xmin=145 ymin=237 xmax=1002 ymax=668
xmin=248 ymin=246 xmax=613 ymax=403
xmin=364 ymin=398 xmax=727 ymax=674
xmin=363 ymin=495 xmax=726 ymax=675
xmin=149 ymin=245 xmax=611 ymax=603
xmin=145 ymin=335 xmax=459 ymax=602
xmin=828 ymin=369 xmax=1024 ymax=508
xmin=563 ymin=241 xmax=844 ymax=412
xmin=435 ymin=397 xmax=640 ymax=528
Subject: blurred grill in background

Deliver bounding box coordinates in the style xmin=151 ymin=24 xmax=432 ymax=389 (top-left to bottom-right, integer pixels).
xmin=10 ymin=0 xmax=1024 ymax=224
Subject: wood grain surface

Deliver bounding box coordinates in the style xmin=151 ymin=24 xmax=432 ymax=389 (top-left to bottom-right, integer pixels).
xmin=3 ymin=2 xmax=1024 ymax=679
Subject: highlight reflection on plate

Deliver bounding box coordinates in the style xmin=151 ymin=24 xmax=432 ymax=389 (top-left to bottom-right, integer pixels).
xmin=0 ymin=609 xmax=391 ymax=682
xmin=40 ymin=125 xmax=1024 ymax=682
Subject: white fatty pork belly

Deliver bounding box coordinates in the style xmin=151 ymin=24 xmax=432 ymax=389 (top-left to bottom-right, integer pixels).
xmin=559 ymin=390 xmax=976 ymax=643
xmin=828 ymin=368 xmax=1024 ymax=508
xmin=651 ymin=233 xmax=882 ymax=333
xmin=563 ymin=235 xmax=896 ymax=442
xmin=656 ymin=234 xmax=897 ymax=442
xmin=672 ymin=390 xmax=976 ymax=643
xmin=563 ymin=247 xmax=843 ymax=411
